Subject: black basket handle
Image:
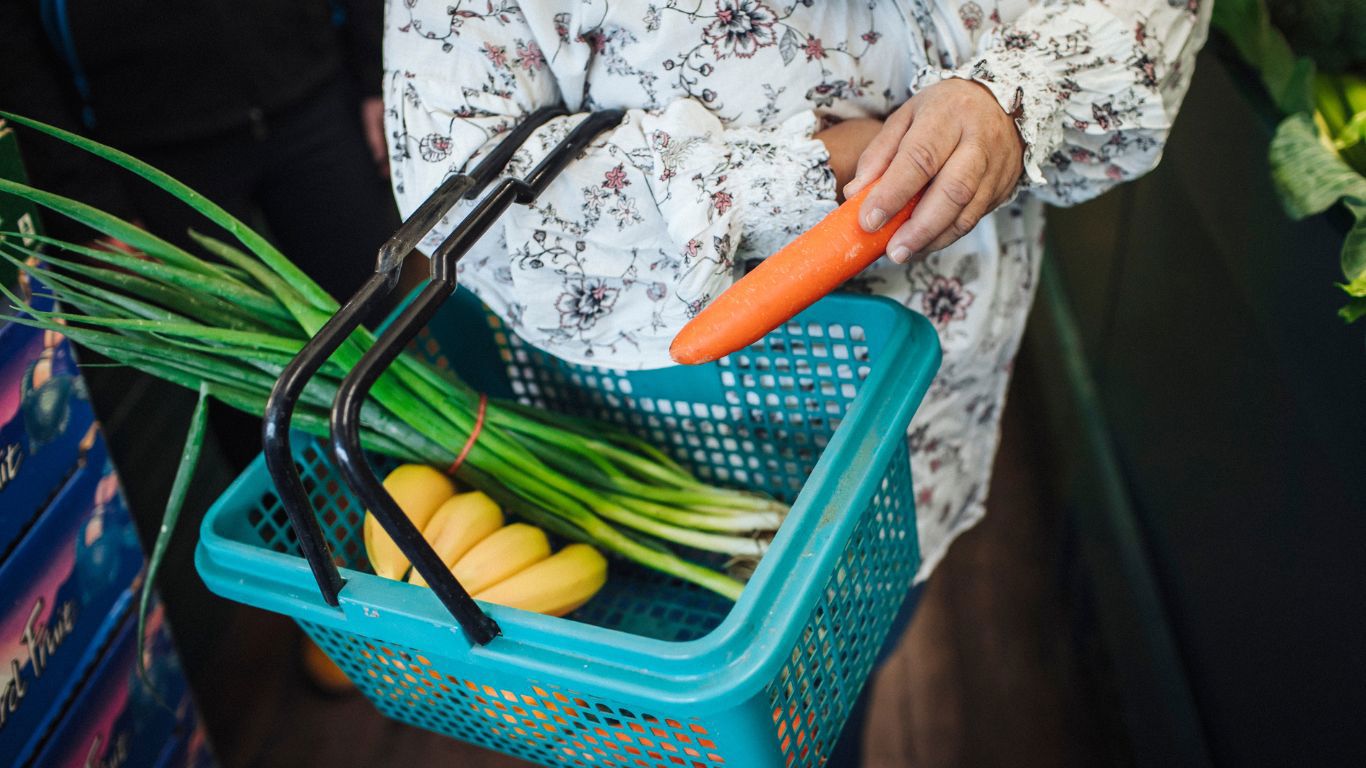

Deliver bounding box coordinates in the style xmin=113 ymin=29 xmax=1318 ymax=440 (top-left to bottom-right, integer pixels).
xmin=261 ymin=106 xmax=567 ymax=613
xmin=330 ymin=110 xmax=625 ymax=645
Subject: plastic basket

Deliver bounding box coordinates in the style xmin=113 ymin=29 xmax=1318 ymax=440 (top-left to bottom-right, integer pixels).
xmin=197 ymin=289 xmax=940 ymax=767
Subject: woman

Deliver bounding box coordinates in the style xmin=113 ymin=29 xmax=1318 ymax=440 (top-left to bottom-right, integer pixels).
xmin=381 ymin=0 xmax=1209 ymax=761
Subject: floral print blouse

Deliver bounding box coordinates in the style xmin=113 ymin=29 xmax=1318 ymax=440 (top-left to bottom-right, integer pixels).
xmin=382 ymin=0 xmax=1210 ymax=581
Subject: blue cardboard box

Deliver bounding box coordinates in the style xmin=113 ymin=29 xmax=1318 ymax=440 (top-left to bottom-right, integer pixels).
xmin=26 ymin=599 xmax=210 ymax=768
xmin=0 ymin=435 xmax=144 ymax=764
xmin=0 ymin=284 xmax=98 ymax=557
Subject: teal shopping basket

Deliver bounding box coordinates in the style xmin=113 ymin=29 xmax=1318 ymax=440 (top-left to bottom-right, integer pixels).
xmin=197 ymin=289 xmax=940 ymax=768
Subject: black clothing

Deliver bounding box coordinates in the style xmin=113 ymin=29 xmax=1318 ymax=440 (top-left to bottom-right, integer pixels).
xmin=0 ymin=0 xmax=397 ymax=472
xmin=115 ymin=75 xmax=400 ymax=470
xmin=121 ymin=77 xmax=395 ymax=303
xmin=2 ymin=0 xmax=383 ymax=147
xmin=0 ymin=0 xmax=387 ymax=240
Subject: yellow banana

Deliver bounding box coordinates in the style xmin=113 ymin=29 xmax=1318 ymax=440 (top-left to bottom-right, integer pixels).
xmin=451 ymin=523 xmax=550 ymax=594
xmin=364 ymin=464 xmax=456 ymax=580
xmin=473 ymin=544 xmax=607 ymax=617
xmin=409 ymin=492 xmax=504 ymax=587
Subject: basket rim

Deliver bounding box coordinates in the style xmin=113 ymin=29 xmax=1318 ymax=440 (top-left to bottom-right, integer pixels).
xmin=196 ymin=293 xmax=941 ymax=709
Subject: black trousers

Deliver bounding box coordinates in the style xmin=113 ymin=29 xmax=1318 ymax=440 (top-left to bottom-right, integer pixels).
xmin=122 ymin=76 xmax=398 ymax=301
xmin=120 ymin=76 xmax=401 ymax=468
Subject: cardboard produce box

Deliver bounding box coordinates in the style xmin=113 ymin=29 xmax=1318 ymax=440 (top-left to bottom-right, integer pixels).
xmin=26 ymin=599 xmax=216 ymax=768
xmin=0 ymin=435 xmax=145 ymax=764
xmin=0 ymin=288 xmax=98 ymax=556
xmin=0 ymin=117 xmax=96 ymax=554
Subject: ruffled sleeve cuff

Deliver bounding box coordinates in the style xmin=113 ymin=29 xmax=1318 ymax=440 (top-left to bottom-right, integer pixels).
xmin=724 ymin=111 xmax=838 ymax=259
xmin=915 ymin=44 xmax=1066 ymax=189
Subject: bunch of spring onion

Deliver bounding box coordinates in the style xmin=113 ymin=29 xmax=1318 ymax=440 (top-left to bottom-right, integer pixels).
xmin=0 ymin=113 xmax=786 ymax=605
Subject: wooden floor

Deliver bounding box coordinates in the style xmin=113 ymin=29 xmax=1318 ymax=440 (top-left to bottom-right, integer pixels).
xmin=171 ymin=368 xmax=1122 ymax=768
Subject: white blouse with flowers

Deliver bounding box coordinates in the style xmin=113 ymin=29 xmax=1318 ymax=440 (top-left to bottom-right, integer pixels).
xmin=381 ymin=0 xmax=1211 ymax=581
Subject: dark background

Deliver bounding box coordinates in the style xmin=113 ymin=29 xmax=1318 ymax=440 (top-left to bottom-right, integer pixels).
xmin=1028 ymin=42 xmax=1366 ymax=767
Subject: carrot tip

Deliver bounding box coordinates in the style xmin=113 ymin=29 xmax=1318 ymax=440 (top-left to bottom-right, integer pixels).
xmin=668 ymin=340 xmax=713 ymax=366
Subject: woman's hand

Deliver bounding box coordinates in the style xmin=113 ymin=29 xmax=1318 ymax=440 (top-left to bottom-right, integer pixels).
xmin=814 ymin=118 xmax=884 ymax=201
xmin=844 ymin=79 xmax=1024 ymax=263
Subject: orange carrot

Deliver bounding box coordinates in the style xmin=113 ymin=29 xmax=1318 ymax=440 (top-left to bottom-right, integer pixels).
xmin=670 ymin=184 xmax=919 ymax=365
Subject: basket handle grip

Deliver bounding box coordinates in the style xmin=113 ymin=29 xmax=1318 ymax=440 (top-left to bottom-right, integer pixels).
xmin=329 ymin=111 xmax=627 ymax=645
xmin=261 ymin=107 xmax=567 ymax=609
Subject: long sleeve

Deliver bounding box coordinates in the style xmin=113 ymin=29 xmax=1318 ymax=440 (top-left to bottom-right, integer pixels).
xmin=917 ymin=0 xmax=1211 ymax=207
xmin=383 ymin=2 xmax=834 ymax=368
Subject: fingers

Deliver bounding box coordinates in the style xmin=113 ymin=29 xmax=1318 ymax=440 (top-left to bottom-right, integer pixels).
xmin=885 ymin=140 xmax=989 ymax=263
xmin=918 ymin=185 xmax=994 ymax=255
xmin=848 ymin=79 xmax=1024 ymax=255
xmin=857 ymin=115 xmax=961 ymax=234
xmin=843 ymin=104 xmax=913 ymax=199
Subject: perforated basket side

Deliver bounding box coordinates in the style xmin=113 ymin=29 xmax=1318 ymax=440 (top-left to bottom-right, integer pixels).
xmin=294 ymin=441 xmax=918 ymax=768
xmin=301 ymin=623 xmax=757 ymax=767
xmin=763 ymin=442 xmax=918 ymax=767
xmin=243 ymin=441 xmax=392 ymax=572
xmin=401 ymin=301 xmax=894 ymax=642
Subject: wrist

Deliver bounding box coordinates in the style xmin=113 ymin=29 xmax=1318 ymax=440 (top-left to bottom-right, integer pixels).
xmin=964 ymin=79 xmax=1026 ymax=185
xmin=815 ymin=118 xmax=882 ymax=200
xmin=915 ymin=52 xmax=1063 ymax=188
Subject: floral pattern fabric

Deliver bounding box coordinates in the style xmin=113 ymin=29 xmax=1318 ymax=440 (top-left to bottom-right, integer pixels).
xmin=382 ymin=0 xmax=1210 ymax=581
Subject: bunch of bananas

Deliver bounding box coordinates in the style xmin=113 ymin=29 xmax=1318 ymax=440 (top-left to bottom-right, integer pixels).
xmin=363 ymin=465 xmax=608 ymax=617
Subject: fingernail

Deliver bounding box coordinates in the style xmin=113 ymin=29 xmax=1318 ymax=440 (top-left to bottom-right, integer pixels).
xmin=865 ymin=208 xmax=887 ymax=231
xmin=888 ymin=245 xmax=911 ymax=264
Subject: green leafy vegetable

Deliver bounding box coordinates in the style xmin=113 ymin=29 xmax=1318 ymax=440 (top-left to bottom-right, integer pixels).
xmin=1213 ymin=0 xmax=1316 ymax=114
xmin=1268 ymin=113 xmax=1366 ymax=313
xmin=137 ymin=381 xmax=210 ymax=705
xmin=1264 ymin=0 xmax=1366 ymax=74
xmin=1215 ymin=0 xmax=1366 ymax=322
